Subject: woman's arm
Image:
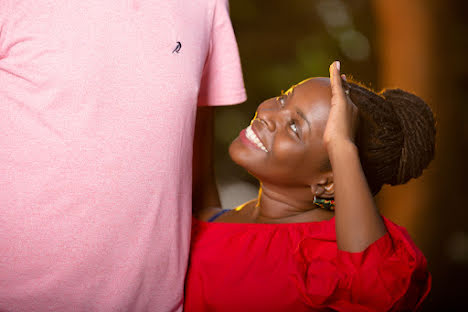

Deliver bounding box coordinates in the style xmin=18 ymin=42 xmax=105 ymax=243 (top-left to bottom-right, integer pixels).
xmin=192 ymin=106 xmax=222 ymax=219
xmin=324 ymin=61 xmax=387 ymax=252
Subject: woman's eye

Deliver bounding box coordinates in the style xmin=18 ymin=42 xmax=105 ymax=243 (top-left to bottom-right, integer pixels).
xmin=290 ymin=121 xmax=298 ymax=134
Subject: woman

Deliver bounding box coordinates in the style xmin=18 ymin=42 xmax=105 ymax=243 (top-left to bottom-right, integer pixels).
xmin=185 ymin=62 xmax=433 ymax=311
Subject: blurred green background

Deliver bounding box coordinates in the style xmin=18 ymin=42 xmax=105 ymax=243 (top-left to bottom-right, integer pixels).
xmin=213 ymin=0 xmax=468 ymax=311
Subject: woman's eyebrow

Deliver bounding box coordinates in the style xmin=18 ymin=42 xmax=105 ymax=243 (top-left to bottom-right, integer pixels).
xmin=296 ymin=108 xmax=311 ymax=130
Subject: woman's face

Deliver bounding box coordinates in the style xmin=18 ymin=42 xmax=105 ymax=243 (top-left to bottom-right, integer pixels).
xmin=229 ymin=78 xmax=332 ymax=187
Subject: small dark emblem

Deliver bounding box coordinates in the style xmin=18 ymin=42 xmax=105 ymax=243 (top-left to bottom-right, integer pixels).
xmin=172 ymin=41 xmax=182 ymax=53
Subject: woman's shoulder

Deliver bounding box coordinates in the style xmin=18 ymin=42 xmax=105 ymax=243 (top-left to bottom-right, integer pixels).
xmin=194 ymin=206 xmax=227 ymax=222
xmin=195 ymin=199 xmax=257 ymax=223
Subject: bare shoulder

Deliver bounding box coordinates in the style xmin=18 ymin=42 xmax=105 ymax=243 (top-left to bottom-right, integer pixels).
xmin=195 ymin=206 xmax=223 ymax=222
xmin=214 ymin=199 xmax=257 ymax=223
xmin=196 ymin=199 xmax=258 ymax=223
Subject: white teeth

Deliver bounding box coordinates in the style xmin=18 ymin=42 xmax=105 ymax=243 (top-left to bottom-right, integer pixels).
xmin=246 ymin=125 xmax=268 ymax=152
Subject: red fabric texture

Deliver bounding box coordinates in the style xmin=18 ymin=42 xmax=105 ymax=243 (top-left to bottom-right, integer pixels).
xmin=184 ymin=216 xmax=430 ymax=311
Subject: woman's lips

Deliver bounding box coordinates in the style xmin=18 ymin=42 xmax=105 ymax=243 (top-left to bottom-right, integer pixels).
xmin=239 ymin=125 xmax=268 ymax=152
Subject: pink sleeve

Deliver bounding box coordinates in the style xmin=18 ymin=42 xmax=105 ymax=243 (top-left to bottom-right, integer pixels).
xmin=197 ymin=0 xmax=247 ymax=107
xmin=0 ymin=1 xmax=10 ymax=53
xmin=296 ymin=218 xmax=431 ymax=311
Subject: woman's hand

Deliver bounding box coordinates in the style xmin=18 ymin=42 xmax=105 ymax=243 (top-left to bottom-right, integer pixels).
xmin=323 ymin=61 xmax=359 ymax=150
xmin=323 ymin=62 xmax=387 ymax=252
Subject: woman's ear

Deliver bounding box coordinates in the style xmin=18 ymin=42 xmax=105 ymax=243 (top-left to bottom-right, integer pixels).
xmin=321 ymin=182 xmax=334 ymax=198
xmin=310 ymin=172 xmax=334 ymax=198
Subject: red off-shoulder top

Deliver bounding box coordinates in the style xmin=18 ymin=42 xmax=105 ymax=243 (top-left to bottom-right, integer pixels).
xmin=185 ymin=216 xmax=430 ymax=311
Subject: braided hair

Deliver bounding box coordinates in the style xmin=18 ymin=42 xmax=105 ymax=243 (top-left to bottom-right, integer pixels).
xmin=341 ymin=80 xmax=436 ymax=195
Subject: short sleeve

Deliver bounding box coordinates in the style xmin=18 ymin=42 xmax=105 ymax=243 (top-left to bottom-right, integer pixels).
xmin=197 ymin=0 xmax=247 ymax=107
xmin=294 ymin=218 xmax=431 ymax=311
xmin=0 ymin=1 xmax=11 ymax=56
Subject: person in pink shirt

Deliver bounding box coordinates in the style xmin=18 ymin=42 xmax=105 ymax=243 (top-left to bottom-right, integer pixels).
xmin=0 ymin=1 xmax=245 ymax=311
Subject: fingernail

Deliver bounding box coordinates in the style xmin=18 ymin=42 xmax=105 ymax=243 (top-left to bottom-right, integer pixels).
xmin=341 ymin=74 xmax=347 ymax=81
xmin=336 ymin=61 xmax=340 ymax=71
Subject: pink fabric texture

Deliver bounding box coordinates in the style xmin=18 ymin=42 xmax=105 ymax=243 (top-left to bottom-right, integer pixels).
xmin=0 ymin=1 xmax=246 ymax=311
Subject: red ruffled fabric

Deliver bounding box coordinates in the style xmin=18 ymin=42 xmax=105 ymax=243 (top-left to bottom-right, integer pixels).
xmin=293 ymin=218 xmax=431 ymax=311
xmin=185 ymin=217 xmax=430 ymax=311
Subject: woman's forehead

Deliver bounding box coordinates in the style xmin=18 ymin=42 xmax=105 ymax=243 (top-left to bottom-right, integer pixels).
xmin=284 ymin=77 xmax=330 ymax=95
xmin=292 ymin=78 xmax=332 ymax=128
xmin=292 ymin=78 xmax=332 ymax=104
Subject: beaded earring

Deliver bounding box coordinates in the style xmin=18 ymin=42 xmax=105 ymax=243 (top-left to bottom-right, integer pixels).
xmin=313 ymin=196 xmax=335 ymax=211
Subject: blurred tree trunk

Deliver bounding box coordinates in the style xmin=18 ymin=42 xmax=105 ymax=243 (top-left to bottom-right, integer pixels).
xmin=373 ymin=1 xmax=468 ymax=310
xmin=372 ymin=0 xmax=435 ymax=248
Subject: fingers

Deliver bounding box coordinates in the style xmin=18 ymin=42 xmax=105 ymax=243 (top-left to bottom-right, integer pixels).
xmin=329 ymin=61 xmax=345 ymax=98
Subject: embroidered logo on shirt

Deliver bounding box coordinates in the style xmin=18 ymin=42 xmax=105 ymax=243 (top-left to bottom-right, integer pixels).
xmin=172 ymin=42 xmax=182 ymax=54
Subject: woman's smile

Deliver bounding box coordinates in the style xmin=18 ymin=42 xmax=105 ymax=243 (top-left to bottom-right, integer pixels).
xmin=240 ymin=125 xmax=268 ymax=152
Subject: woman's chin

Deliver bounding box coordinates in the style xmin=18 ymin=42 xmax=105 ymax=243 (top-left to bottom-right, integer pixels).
xmin=228 ymin=139 xmax=246 ymax=167
xmin=229 ymin=139 xmax=259 ymax=173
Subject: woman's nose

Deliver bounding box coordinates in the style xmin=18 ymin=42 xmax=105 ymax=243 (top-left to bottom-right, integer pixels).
xmin=258 ymin=113 xmax=276 ymax=131
xmin=256 ymin=102 xmax=278 ymax=132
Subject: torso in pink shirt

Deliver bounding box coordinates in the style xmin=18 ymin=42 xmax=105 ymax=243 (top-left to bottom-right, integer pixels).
xmin=0 ymin=1 xmax=245 ymax=311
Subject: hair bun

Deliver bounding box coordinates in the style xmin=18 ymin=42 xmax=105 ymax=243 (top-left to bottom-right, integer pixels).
xmin=382 ymin=89 xmax=436 ymax=185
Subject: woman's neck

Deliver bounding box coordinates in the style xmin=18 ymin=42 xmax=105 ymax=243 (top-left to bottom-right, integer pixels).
xmin=252 ymin=184 xmax=333 ymax=223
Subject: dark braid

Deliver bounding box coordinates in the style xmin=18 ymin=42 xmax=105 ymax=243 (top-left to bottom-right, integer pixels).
xmin=341 ymin=80 xmax=436 ymax=195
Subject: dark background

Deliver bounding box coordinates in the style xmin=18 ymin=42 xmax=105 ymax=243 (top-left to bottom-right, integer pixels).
xmin=213 ymin=1 xmax=468 ymax=311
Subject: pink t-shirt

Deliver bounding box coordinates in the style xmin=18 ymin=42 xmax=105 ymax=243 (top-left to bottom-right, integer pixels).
xmin=0 ymin=1 xmax=246 ymax=311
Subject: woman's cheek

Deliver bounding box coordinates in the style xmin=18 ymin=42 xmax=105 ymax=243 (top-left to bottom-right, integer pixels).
xmin=273 ymin=140 xmax=301 ymax=163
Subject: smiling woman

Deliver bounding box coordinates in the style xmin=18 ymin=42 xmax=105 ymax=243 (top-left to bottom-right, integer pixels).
xmin=229 ymin=78 xmax=332 ymax=192
xmin=185 ymin=62 xmax=434 ymax=311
